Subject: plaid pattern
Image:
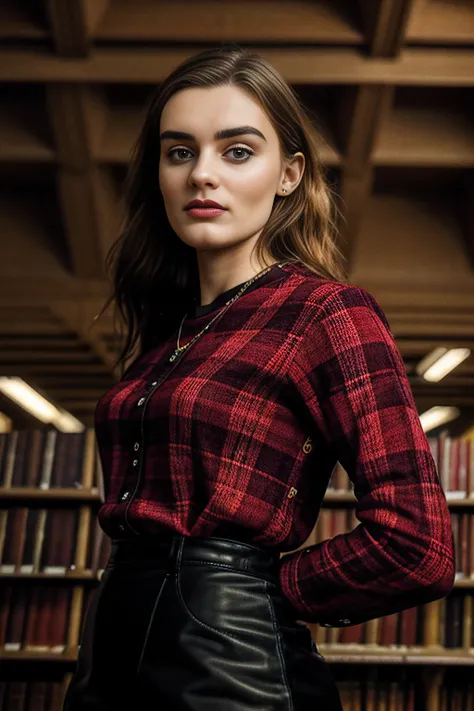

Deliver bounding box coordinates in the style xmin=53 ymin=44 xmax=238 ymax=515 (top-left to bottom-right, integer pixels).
xmin=95 ymin=262 xmax=455 ymax=627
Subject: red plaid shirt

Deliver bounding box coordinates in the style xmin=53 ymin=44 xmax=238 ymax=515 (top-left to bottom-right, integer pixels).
xmin=95 ymin=261 xmax=455 ymax=627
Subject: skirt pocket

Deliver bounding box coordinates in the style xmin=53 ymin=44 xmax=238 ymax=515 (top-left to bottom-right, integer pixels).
xmin=176 ymin=564 xmax=274 ymax=641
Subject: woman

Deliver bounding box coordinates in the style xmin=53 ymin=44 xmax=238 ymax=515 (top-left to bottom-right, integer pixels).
xmin=63 ymin=46 xmax=455 ymax=710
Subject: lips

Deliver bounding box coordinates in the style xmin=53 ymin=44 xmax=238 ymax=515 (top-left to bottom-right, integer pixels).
xmin=185 ymin=200 xmax=226 ymax=210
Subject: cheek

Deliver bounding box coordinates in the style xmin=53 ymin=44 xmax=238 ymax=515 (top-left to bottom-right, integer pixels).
xmin=159 ymin=166 xmax=183 ymax=213
xmin=158 ymin=163 xmax=172 ymax=194
xmin=234 ymin=164 xmax=278 ymax=205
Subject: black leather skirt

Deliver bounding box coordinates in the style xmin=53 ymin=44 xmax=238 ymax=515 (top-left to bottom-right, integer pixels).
xmin=63 ymin=534 xmax=343 ymax=710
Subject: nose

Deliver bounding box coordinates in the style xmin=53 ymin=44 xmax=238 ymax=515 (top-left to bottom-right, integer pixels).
xmin=187 ymin=149 xmax=220 ymax=190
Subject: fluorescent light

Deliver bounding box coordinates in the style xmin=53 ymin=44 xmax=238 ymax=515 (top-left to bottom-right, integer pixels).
xmin=0 ymin=377 xmax=58 ymax=421
xmin=419 ymin=406 xmax=460 ymax=433
xmin=0 ymin=377 xmax=84 ymax=432
xmin=416 ymin=347 xmax=470 ymax=382
xmin=53 ymin=409 xmax=85 ymax=433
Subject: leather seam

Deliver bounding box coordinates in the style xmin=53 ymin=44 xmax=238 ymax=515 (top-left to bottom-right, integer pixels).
xmin=175 ymin=549 xmax=240 ymax=642
xmin=265 ymin=581 xmax=295 ymax=711
xmin=134 ymin=574 xmax=169 ymax=678
xmin=181 ymin=559 xmax=276 ymax=583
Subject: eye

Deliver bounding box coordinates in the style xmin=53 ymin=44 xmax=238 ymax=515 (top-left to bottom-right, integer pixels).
xmin=167 ymin=147 xmax=193 ymax=161
xmin=226 ymin=145 xmax=254 ymax=162
xmin=167 ymin=145 xmax=254 ymax=163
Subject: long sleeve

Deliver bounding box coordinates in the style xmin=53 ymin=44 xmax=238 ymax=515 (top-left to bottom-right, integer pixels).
xmin=278 ymin=283 xmax=456 ymax=627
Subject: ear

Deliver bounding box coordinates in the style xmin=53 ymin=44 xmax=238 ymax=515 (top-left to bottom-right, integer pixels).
xmin=276 ymin=152 xmax=305 ymax=197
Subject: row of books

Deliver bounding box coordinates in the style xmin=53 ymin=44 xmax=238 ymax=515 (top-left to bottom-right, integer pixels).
xmin=451 ymin=512 xmax=474 ymax=580
xmin=0 ymin=680 xmax=69 ymax=711
xmin=0 ymin=585 xmax=76 ymax=653
xmin=339 ymin=680 xmax=416 ymax=711
xmin=328 ymin=432 xmax=474 ymax=499
xmin=297 ymin=507 xmax=474 ymax=582
xmin=0 ymin=430 xmax=101 ymax=492
xmin=2 ymin=503 xmax=472 ymax=583
xmin=1 ymin=429 xmax=473 ymax=500
xmin=312 ymin=591 xmax=469 ymax=649
xmin=336 ymin=678 xmax=471 ymax=711
xmin=0 ymin=584 xmax=99 ymax=655
xmin=2 ymin=580 xmax=474 ymax=654
xmin=0 ymin=676 xmax=471 ymax=711
xmin=0 ymin=509 xmax=110 ymax=575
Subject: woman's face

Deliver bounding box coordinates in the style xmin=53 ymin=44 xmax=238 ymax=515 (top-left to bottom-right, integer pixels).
xmin=158 ymin=85 xmax=289 ymax=257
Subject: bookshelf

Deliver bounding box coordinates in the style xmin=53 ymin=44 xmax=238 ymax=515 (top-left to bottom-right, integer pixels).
xmin=0 ymin=429 xmax=473 ymax=710
xmin=0 ymin=429 xmax=110 ymax=711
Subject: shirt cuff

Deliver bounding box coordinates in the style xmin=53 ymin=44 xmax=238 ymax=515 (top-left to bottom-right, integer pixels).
xmin=278 ymin=548 xmax=312 ymax=619
xmin=278 ymin=547 xmax=355 ymax=628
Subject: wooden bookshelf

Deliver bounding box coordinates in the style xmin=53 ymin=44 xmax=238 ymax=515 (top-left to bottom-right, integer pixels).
xmin=0 ymin=650 xmax=77 ymax=662
xmin=3 ymin=647 xmax=474 ymax=667
xmin=0 ymin=571 xmax=102 ymax=582
xmin=0 ymin=488 xmax=101 ymax=502
xmin=1 ymin=429 xmax=474 ymax=711
xmin=320 ymin=648 xmax=474 ymax=666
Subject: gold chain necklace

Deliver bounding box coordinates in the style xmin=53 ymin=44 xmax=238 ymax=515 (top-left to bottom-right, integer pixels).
xmin=168 ymin=261 xmax=289 ymax=363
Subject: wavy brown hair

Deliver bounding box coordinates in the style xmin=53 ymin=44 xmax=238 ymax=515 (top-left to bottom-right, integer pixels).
xmin=99 ymin=45 xmax=347 ymax=374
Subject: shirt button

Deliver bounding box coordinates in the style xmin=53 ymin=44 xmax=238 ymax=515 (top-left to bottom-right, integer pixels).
xmin=134 ymin=442 xmax=140 ymax=451
xmin=121 ymin=491 xmax=130 ymax=501
xmin=340 ymin=619 xmax=351 ymax=625
xmin=137 ymin=397 xmax=145 ymax=407
xmin=305 ymin=548 xmax=311 ymax=554
xmin=151 ymin=381 xmax=157 ymax=386
xmin=132 ymin=459 xmax=138 ymax=466
xmin=118 ymin=524 xmax=125 ymax=532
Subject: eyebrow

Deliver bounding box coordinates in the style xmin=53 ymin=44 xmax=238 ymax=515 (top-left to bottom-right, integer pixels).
xmin=159 ymin=126 xmax=267 ymax=142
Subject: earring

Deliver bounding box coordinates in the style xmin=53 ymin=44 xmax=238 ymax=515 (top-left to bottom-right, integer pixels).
xmin=282 ymin=188 xmax=287 ymax=194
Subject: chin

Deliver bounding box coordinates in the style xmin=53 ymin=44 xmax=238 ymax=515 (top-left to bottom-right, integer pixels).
xmin=182 ymin=224 xmax=229 ymax=241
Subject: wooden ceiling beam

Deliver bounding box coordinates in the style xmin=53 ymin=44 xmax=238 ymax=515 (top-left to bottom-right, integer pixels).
xmin=390 ymin=323 xmax=474 ymax=339
xmin=0 ymin=364 xmax=111 ymax=375
xmin=1 ymin=278 xmax=474 ymax=313
xmin=45 ymin=0 xmax=110 ymax=56
xmin=49 ymin=301 xmax=119 ymax=378
xmin=0 ymin=337 xmax=81 ymax=349
xmin=47 ymin=84 xmax=107 ymax=170
xmin=0 ymin=279 xmax=109 ymax=302
xmin=0 ymin=48 xmax=473 ymax=85
xmin=340 ymin=86 xmax=395 ymax=173
xmin=46 ymin=84 xmax=119 ymax=278
xmin=0 ymin=350 xmax=97 ymax=363
xmin=411 ymin=395 xmax=474 ymax=408
xmin=358 ymin=0 xmax=414 ymax=57
xmin=56 ymin=167 xmax=120 ymax=278
xmin=0 ymin=323 xmax=65 ymax=335
xmin=337 ymin=85 xmax=393 ymax=271
xmin=93 ymin=0 xmax=363 ymax=44
xmin=338 ymin=165 xmax=374 ymax=272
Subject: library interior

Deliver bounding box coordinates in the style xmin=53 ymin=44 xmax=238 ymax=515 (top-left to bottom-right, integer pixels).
xmin=0 ymin=2 xmax=473 ymax=710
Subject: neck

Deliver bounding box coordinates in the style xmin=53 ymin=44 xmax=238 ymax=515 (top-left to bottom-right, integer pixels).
xmin=195 ymin=255 xmax=280 ymax=308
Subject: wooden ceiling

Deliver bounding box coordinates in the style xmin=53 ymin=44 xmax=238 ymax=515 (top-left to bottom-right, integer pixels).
xmin=0 ymin=0 xmax=473 ymax=431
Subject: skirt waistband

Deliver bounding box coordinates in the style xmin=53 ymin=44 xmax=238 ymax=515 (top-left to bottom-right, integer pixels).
xmin=109 ymin=533 xmax=282 ymax=580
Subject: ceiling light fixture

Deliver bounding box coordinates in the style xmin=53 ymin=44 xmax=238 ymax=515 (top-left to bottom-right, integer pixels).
xmin=416 ymin=347 xmax=470 ymax=383
xmin=0 ymin=377 xmax=84 ymax=433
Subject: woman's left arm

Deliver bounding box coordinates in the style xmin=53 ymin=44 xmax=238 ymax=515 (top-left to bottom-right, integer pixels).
xmin=279 ymin=283 xmax=456 ymax=627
